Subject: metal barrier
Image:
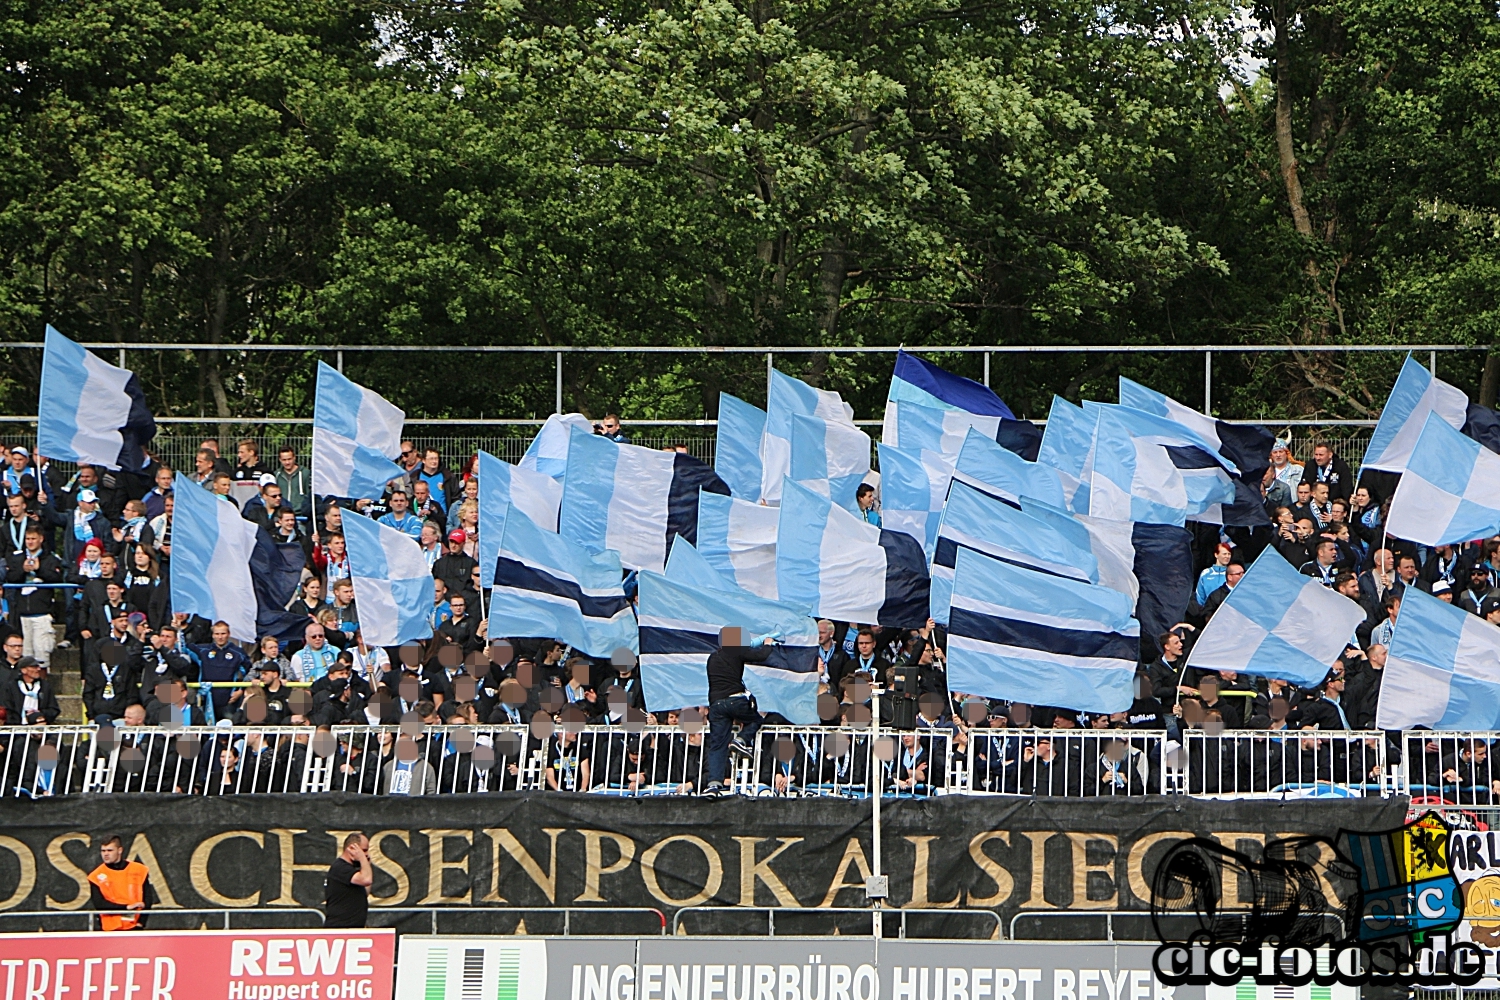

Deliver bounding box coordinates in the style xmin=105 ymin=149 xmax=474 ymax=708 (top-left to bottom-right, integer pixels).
xmin=1401 ymin=732 xmax=1500 ymax=806
xmin=0 ymin=722 xmax=1458 ymax=801
xmin=0 ymin=907 xmax=326 ymax=932
xmin=749 ymin=726 xmax=954 ymax=798
xmin=373 ymin=906 xmax=667 ymax=936
xmin=1179 ymin=730 xmax=1388 ymax=798
xmin=1007 ymin=910 xmax=1348 ymax=942
xmin=965 ymin=729 xmax=1170 ymax=796
xmin=672 ymin=906 xmax=1002 ymax=939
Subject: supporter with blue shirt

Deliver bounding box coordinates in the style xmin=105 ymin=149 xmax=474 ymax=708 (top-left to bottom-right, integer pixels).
xmin=376 ymin=490 xmax=423 ymax=538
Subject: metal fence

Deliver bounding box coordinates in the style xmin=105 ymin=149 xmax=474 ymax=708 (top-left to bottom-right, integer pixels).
xmin=0 ymin=722 xmax=1428 ymax=800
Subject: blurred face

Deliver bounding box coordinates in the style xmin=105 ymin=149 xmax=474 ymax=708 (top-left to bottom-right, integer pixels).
xmin=601 ymin=418 xmax=620 ymax=435
xmin=304 ymin=578 xmax=322 ymax=601
xmin=7 ymin=495 xmax=24 ymax=519
xmin=1337 ymin=576 xmax=1360 ymax=599
xmin=464 ymin=480 xmax=478 ymax=500
xmin=414 ymin=482 xmax=430 ymax=502
xmin=277 ymin=510 xmax=296 ymax=532
xmin=450 ymin=597 xmax=466 ymax=618
xmin=155 ymin=467 xmax=173 ymax=490
xmin=306 ymin=626 xmax=325 ymax=649
xmin=421 ymin=524 xmax=438 ymax=547
xmin=1318 ymin=541 xmax=1336 ymax=565
xmin=1271 ymin=446 xmax=1288 ymax=466
xmin=77 ymin=467 xmax=97 ymax=488
xmin=195 ymin=453 xmax=212 ymax=474
xmin=329 ymin=536 xmax=345 ymax=557
xmin=263 ymin=487 xmax=282 ymax=508
xmin=1354 ymin=487 xmax=1370 ymax=507
xmin=390 ymin=493 xmax=408 ymax=513
xmin=212 ymin=624 xmax=230 ymax=645
xmin=279 ymin=450 xmax=297 ymax=472
xmin=856 ymin=634 xmax=875 ymax=658
xmin=1214 ymin=545 xmax=1231 ymax=566
xmin=1226 ymin=565 xmax=1245 ymax=587
xmin=423 ymin=451 xmax=440 ymax=474
xmin=3 ymin=636 xmax=22 ymax=662
xmin=1296 ymin=483 xmax=1311 ymax=503
xmin=818 ymin=621 xmax=833 ymax=646
xmin=1295 ymin=520 xmax=1314 ymax=540
xmin=1398 ymin=558 xmax=1417 ymax=582
xmin=8 ymin=452 xmax=24 ymax=472
xmin=1164 ymin=634 xmax=1183 ymax=658
xmin=1314 ymin=445 xmax=1332 ymax=466
xmin=261 ymin=637 xmax=279 ymax=658
xmin=1312 ymin=483 xmax=1329 ymax=503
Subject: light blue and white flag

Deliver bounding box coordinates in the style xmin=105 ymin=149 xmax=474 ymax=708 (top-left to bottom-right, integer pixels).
xmin=637 ymin=567 xmax=820 ymax=722
xmin=696 ymin=490 xmax=779 ymax=599
xmin=168 ymin=471 xmax=258 ymax=640
xmin=1363 ymin=356 xmax=1469 ymax=474
xmin=881 ymin=351 xmax=1040 ymax=461
xmin=477 ymin=450 xmax=564 ymax=588
xmin=1085 ymin=403 xmax=1237 ymax=525
xmin=776 ymin=478 xmax=929 ymax=627
xmin=1018 ymin=498 xmax=1139 ymax=602
xmin=1184 ymin=547 xmax=1365 ymax=686
xmin=664 ymin=535 xmax=735 ymax=592
xmin=953 ymin=427 xmax=1066 ymax=509
xmin=311 ymin=361 xmax=407 ymax=500
xmin=38 ymin=325 xmax=156 ymax=471
xmin=946 ymin=546 xmax=1139 ymax=714
xmin=876 ymin=443 xmax=952 ymax=560
xmin=1118 ymin=378 xmax=1274 ymax=526
xmin=1386 ymin=413 xmax=1500 ymax=545
xmin=341 ymin=510 xmax=436 ymax=647
xmin=1036 ymin=395 xmax=1094 ymax=512
xmin=489 ymin=507 xmax=638 ymax=657
xmin=929 ymin=480 xmax=1099 ymax=625
xmin=715 ymin=393 xmax=766 ymax=501
xmin=790 ymin=412 xmax=871 ymax=512
xmin=519 ymin=413 xmax=595 ymax=481
xmin=1377 ymin=586 xmax=1500 ymax=731
xmin=760 ymin=370 xmax=855 ymax=504
xmin=560 ymin=429 xmax=730 ymax=572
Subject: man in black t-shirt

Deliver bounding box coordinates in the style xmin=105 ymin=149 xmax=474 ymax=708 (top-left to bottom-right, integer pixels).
xmin=323 ymin=832 xmax=373 ymax=928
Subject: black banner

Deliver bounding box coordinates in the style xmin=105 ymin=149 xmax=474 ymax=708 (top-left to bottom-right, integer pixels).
xmin=0 ymin=794 xmax=1406 ymax=920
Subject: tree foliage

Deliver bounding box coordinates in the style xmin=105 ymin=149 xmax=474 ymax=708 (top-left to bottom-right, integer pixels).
xmin=1 ymin=0 xmax=1498 ymax=426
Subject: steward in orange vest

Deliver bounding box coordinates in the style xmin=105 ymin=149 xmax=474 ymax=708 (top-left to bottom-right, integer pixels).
xmin=88 ymin=837 xmax=157 ymax=930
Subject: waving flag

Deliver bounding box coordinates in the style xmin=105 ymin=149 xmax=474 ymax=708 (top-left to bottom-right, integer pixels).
xmin=696 ymin=491 xmax=779 ymax=599
xmin=789 ymin=412 xmax=871 ymax=512
xmin=341 ymin=510 xmax=435 ymax=646
xmin=1117 ymin=379 xmax=1273 ymax=526
xmin=1084 ymin=403 xmax=1236 ymax=525
xmin=776 ymin=478 xmax=929 ymax=626
xmin=560 ymin=428 xmax=730 ymax=572
xmin=1185 ymin=547 xmax=1365 ymax=686
xmin=930 ymin=480 xmax=1098 ymax=625
xmin=715 ymin=393 xmax=766 ymax=500
xmin=1377 ymin=587 xmax=1500 ymax=731
xmin=946 ymin=547 xmax=1139 ymax=714
xmin=250 ymin=531 xmax=318 ymax=644
xmin=663 ymin=535 xmax=735 ymax=592
xmin=1036 ymin=395 xmax=1094 ymax=512
xmin=477 ymin=450 xmax=563 ymax=588
xmin=312 ymin=362 xmax=406 ymax=500
xmin=760 ymin=370 xmax=855 ymax=504
xmin=520 ymin=413 xmax=595 ymax=480
xmin=1362 ymin=356 xmax=1469 ymax=474
xmin=1386 ymin=414 xmax=1500 ymax=545
xmin=489 ymin=507 xmax=637 ymax=657
xmin=1017 ymin=498 xmax=1192 ymax=660
xmin=876 ymin=444 xmax=952 ymax=560
xmin=168 ymin=472 xmax=258 ymax=640
xmin=881 ymin=350 xmax=1040 ymax=458
xmin=38 ymin=326 xmax=156 ymax=471
xmin=638 ymin=566 xmax=820 ymax=722
xmin=954 ymin=427 xmax=1065 ymax=509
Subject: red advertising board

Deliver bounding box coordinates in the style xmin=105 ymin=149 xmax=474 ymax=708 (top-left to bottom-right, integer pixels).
xmin=0 ymin=929 xmax=394 ymax=1000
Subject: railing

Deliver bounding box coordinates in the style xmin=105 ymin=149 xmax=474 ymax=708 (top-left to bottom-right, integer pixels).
xmin=0 ymin=905 xmax=667 ymax=936
xmin=0 ymin=722 xmax=1469 ymax=801
xmin=672 ymin=906 xmax=1001 ymax=938
xmin=1178 ymin=729 xmax=1388 ymax=798
xmin=965 ymin=729 xmax=1170 ymax=796
xmin=0 ymin=907 xmax=327 ymax=932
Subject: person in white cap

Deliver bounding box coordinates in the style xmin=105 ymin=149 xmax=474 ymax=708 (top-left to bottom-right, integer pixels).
xmin=65 ymin=487 xmax=111 ymax=564
xmin=3 ymin=446 xmax=31 ymax=496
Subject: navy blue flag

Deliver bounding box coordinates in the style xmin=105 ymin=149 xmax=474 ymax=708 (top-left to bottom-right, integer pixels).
xmin=250 ymin=530 xmax=315 ymax=644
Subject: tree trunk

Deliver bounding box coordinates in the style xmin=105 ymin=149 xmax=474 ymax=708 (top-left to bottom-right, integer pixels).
xmin=1481 ymin=352 xmax=1500 ymax=409
xmin=1272 ymin=3 xmax=1316 ymax=245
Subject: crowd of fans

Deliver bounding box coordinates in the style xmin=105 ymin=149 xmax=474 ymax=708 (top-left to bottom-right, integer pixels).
xmin=0 ymin=428 xmax=1496 ymax=799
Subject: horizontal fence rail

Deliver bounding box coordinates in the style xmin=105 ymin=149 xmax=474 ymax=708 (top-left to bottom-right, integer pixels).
xmin=0 ymin=723 xmax=1443 ymax=801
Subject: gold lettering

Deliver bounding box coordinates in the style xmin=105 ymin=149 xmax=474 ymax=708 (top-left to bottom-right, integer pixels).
xmin=818 ymin=838 xmax=872 ymax=908
xmin=44 ymin=833 xmax=91 ymax=910
xmin=189 ymin=831 xmax=263 ymax=907
xmin=734 ymin=837 xmax=803 ymax=908
xmin=1018 ymin=832 xmax=1052 ymax=908
xmin=0 ymin=836 xmax=37 ymax=911
xmin=1210 ymin=832 xmax=1266 ymax=909
xmin=482 ymin=828 xmax=564 ymax=904
xmin=126 ymin=834 xmax=178 ymax=908
xmin=577 ymin=830 xmax=636 ymax=904
xmin=640 ymin=835 xmax=723 ymax=907
xmin=367 ymin=829 xmax=412 ymax=906
xmin=965 ymin=831 xmax=1013 ymax=907
xmin=1065 ymin=832 xmax=1118 ymax=909
xmin=268 ymin=829 xmax=329 ymax=907
xmin=904 ymin=836 xmax=959 ymax=908
xmin=1125 ymin=830 xmax=1193 ymax=907
xmin=419 ymin=829 xmax=474 ymax=905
